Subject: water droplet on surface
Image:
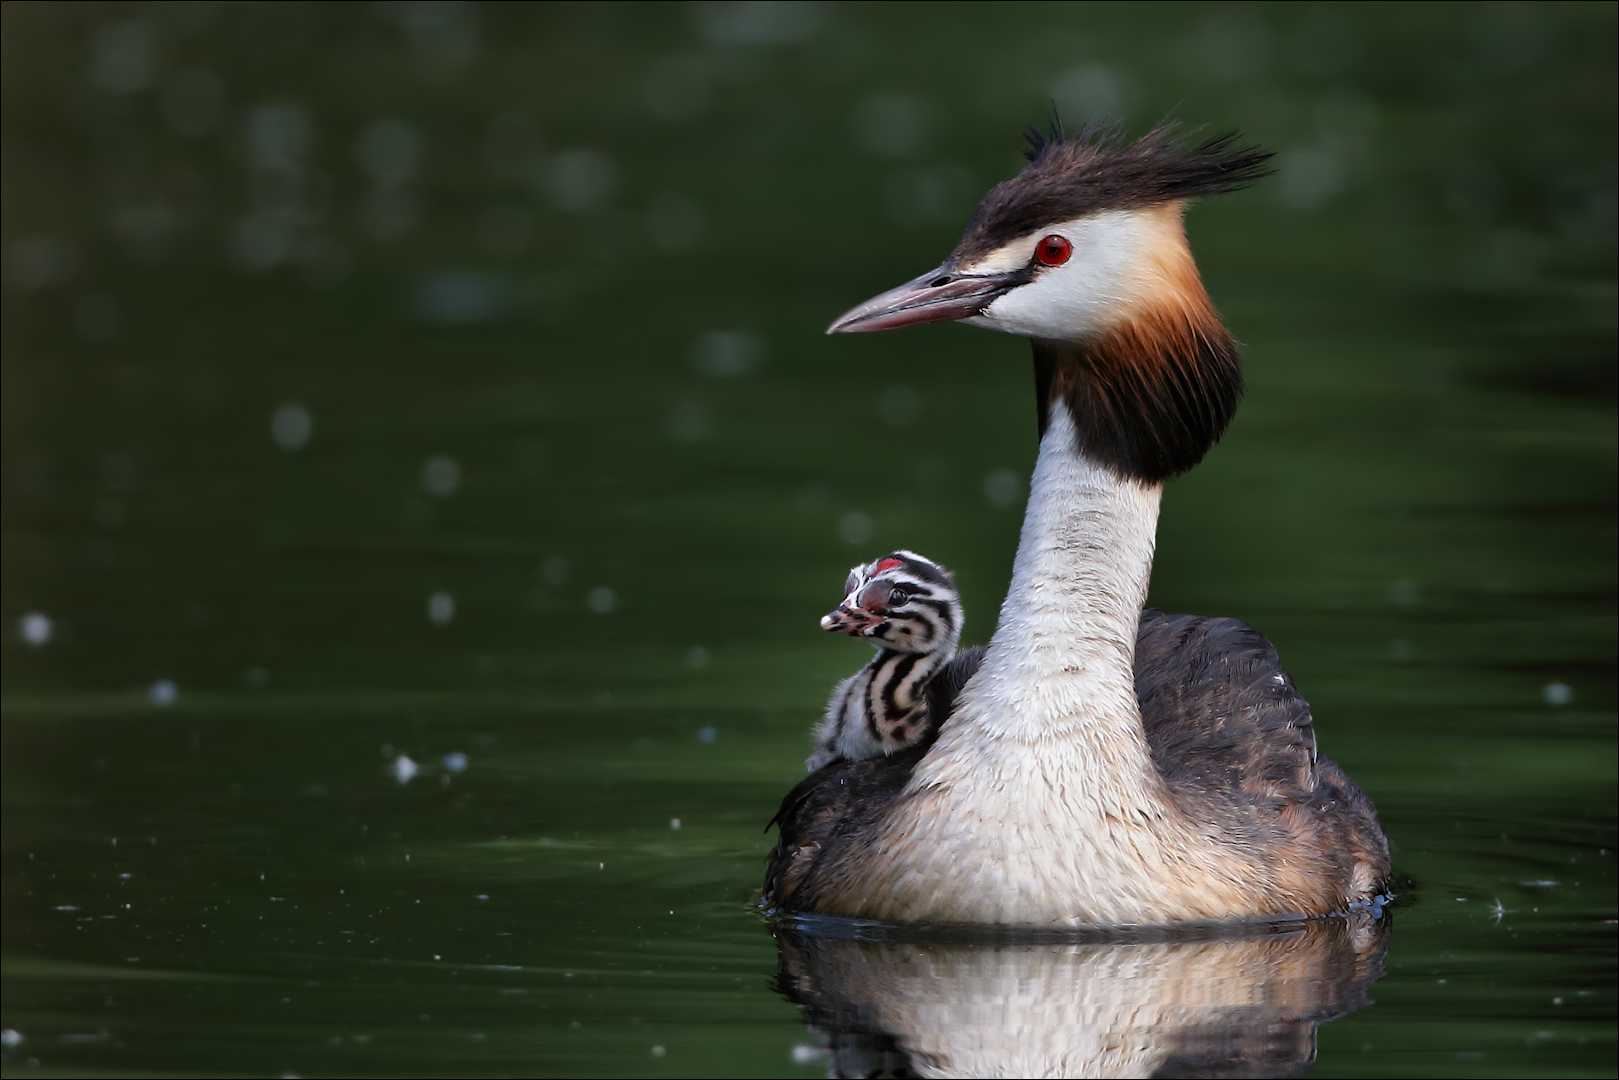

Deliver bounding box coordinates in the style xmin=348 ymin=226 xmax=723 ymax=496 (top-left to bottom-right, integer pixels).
xmin=665 ymin=400 xmax=711 ymax=442
xmin=6 ymin=234 xmax=76 ymax=291
xmin=883 ymin=163 xmax=974 ymax=226
xmin=91 ymin=21 xmax=156 ymax=94
xmin=391 ymin=756 xmax=419 ymax=784
xmin=852 ymin=93 xmax=933 ymax=159
xmin=442 ymin=752 xmax=469 ymax=773
xmin=587 ymin=586 xmax=616 ymax=615
xmin=698 ymin=0 xmax=819 ymax=45
xmin=427 ymin=592 xmax=455 ymax=625
xmin=669 ymin=818 xmax=681 ymax=830
xmin=1276 ymin=147 xmax=1344 ymax=211
xmin=1543 ymin=681 xmax=1573 ymax=706
xmin=232 ymin=214 xmax=296 ymax=271
xmin=416 ymin=273 xmax=502 ymax=326
xmin=691 ymin=330 xmax=761 ymax=377
xmin=549 ymin=149 xmax=615 ymax=210
xmin=19 ymin=612 xmax=52 ymax=646
xmin=148 ymin=680 xmax=177 ymax=707
xmin=271 ymin=403 xmax=312 ymax=450
xmin=983 ymin=468 xmax=1021 ymax=508
xmin=421 ymin=455 xmax=461 ymax=496
xmin=392 ymin=0 xmax=480 ymax=73
xmin=247 ymin=104 xmax=311 ymax=169
xmin=1051 ymin=63 xmax=1123 ymax=120
xmin=698 ymin=726 xmax=717 ymax=744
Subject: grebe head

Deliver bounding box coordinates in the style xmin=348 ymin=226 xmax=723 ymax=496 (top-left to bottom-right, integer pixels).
xmin=827 ymin=122 xmax=1271 ymax=340
xmin=819 ymin=551 xmax=962 ymax=655
xmin=826 ymin=122 xmax=1273 ymax=482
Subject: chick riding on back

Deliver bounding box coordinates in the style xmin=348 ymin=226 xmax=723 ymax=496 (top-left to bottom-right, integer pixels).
xmin=808 ymin=551 xmax=964 ymax=772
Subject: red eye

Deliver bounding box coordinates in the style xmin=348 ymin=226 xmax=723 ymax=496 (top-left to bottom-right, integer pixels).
xmin=1035 ymin=234 xmax=1072 ymax=266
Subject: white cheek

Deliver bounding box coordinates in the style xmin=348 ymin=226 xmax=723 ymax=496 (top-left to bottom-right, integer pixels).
xmin=964 ymin=211 xmax=1157 ymax=339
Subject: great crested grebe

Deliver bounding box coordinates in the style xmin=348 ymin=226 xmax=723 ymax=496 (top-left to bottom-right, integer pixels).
xmin=765 ymin=123 xmax=1389 ymax=926
xmin=807 ymin=551 xmax=977 ymax=772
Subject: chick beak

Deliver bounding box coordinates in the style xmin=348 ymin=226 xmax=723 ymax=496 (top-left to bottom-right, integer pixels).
xmin=820 ymin=606 xmax=872 ymax=633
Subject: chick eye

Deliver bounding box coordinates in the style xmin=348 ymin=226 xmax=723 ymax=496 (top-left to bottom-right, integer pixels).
xmin=1036 ymin=234 xmax=1072 ymax=266
xmin=888 ymin=588 xmax=909 ymax=605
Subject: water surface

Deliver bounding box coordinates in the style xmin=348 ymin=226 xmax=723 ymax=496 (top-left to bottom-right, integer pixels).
xmin=3 ymin=3 xmax=1614 ymax=1076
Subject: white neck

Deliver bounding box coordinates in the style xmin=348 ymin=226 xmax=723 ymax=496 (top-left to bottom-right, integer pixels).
xmin=854 ymin=404 xmax=1232 ymax=924
xmin=914 ymin=401 xmax=1170 ymax=824
xmin=953 ymin=403 xmax=1160 ymax=752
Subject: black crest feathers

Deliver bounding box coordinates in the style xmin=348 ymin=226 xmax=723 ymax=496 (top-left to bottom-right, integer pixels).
xmin=956 ymin=121 xmax=1274 ymax=261
xmin=1021 ymin=104 xmax=1068 ymax=163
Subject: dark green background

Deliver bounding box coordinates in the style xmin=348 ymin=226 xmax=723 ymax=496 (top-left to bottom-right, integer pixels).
xmin=3 ymin=3 xmax=1614 ymax=1076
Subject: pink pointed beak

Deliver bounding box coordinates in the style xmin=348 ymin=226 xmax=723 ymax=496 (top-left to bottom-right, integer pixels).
xmin=825 ymin=263 xmax=1025 ymax=334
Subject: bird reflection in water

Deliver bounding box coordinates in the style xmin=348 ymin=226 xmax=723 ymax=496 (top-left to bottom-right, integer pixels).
xmin=773 ymin=915 xmax=1388 ymax=1079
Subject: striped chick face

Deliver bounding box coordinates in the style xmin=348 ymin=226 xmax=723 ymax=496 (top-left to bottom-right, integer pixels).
xmin=819 ymin=550 xmax=962 ymax=655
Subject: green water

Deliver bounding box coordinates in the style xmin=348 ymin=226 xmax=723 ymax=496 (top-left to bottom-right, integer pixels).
xmin=2 ymin=3 xmax=1614 ymax=1076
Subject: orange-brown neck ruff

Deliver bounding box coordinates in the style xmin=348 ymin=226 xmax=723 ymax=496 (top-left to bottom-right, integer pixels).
xmin=1032 ymin=296 xmax=1242 ymax=484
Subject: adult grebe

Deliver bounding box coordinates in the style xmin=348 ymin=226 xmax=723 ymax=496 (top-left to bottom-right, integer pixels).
xmin=765 ymin=124 xmax=1389 ymax=926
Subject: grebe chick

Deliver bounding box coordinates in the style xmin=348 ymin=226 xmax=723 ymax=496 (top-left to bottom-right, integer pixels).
xmin=765 ymin=122 xmax=1390 ymax=926
xmin=807 ymin=551 xmax=966 ymax=772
